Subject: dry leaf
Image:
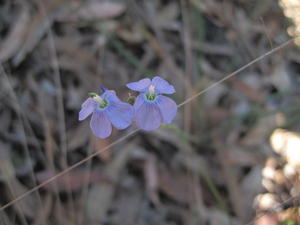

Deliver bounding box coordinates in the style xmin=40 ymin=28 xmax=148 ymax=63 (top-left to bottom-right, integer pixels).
xmin=61 ymin=1 xmax=126 ymax=22
xmin=0 ymin=8 xmax=30 ymax=62
xmin=156 ymin=2 xmax=179 ymax=30
xmin=241 ymin=115 xmax=277 ymax=146
xmin=85 ymin=143 xmax=133 ymax=221
xmin=0 ymin=142 xmax=39 ymax=218
xmin=93 ymin=135 xmax=112 ymax=161
xmin=143 ymin=154 xmax=159 ymax=204
xmin=67 ymin=122 xmax=90 ymax=152
xmin=254 ymin=214 xmax=278 ymax=225
xmin=209 ymin=208 xmax=240 ymax=225
xmin=230 ymin=78 xmax=264 ymax=102
xmin=13 ymin=0 xmax=74 ymax=65
xmin=268 ymin=63 xmax=291 ymax=91
xmin=241 ymin=167 xmax=264 ymax=217
xmin=36 ymin=170 xmax=111 ymax=192
xmin=228 ymin=147 xmax=263 ymax=166
xmin=110 ymin=183 xmax=143 ymax=225
xmin=158 ymin=168 xmax=193 ymax=204
xmin=32 ymin=194 xmax=53 ymax=225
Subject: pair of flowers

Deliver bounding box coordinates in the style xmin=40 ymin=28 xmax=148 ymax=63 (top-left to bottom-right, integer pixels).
xmin=79 ymin=76 xmax=177 ymax=138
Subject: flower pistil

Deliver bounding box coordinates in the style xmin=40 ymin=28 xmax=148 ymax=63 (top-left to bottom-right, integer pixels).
xmin=93 ymin=95 xmax=108 ymax=109
xmin=146 ymin=85 xmax=157 ymax=101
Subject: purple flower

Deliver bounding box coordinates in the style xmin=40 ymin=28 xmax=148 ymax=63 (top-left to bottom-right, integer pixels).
xmin=126 ymin=76 xmax=177 ymax=131
xmin=79 ymin=89 xmax=134 ymax=138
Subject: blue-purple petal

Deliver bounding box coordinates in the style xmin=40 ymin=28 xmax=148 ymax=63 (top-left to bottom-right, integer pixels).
xmin=79 ymin=98 xmax=96 ymax=121
xmin=151 ymin=76 xmax=175 ymax=94
xmin=126 ymin=78 xmax=151 ymax=92
xmin=156 ymin=95 xmax=177 ymax=123
xmin=136 ymin=103 xmax=162 ymax=131
xmin=133 ymin=94 xmax=145 ymax=111
xmin=101 ymin=90 xmax=120 ymax=102
xmin=105 ymin=102 xmax=134 ymax=129
xmin=90 ymin=111 xmax=112 ymax=138
xmin=99 ymin=86 xmax=106 ymax=93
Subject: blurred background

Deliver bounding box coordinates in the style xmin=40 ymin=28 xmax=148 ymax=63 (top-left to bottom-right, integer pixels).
xmin=0 ymin=0 xmax=300 ymax=224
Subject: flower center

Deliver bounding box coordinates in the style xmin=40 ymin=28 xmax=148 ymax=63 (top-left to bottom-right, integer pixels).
xmin=93 ymin=95 xmax=108 ymax=109
xmin=149 ymin=85 xmax=155 ymax=94
xmin=146 ymin=85 xmax=157 ymax=101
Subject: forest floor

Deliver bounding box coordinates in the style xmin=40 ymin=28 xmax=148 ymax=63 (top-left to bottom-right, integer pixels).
xmin=0 ymin=0 xmax=300 ymax=225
